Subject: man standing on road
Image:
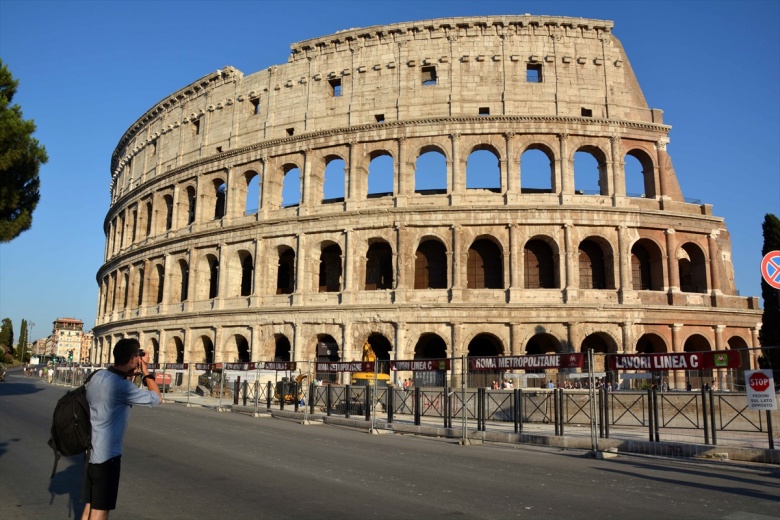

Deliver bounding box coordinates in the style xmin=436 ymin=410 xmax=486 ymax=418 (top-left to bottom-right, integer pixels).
xmin=81 ymin=338 xmax=161 ymax=519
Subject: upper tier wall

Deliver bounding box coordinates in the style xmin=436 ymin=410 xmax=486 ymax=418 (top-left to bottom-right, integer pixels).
xmin=111 ymin=15 xmax=662 ymax=184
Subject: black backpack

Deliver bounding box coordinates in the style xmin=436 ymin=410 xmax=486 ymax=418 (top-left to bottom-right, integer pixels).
xmin=48 ymin=370 xmax=97 ymax=478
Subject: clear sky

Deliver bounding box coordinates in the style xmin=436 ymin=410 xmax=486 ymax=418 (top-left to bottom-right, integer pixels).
xmin=0 ymin=0 xmax=778 ymax=342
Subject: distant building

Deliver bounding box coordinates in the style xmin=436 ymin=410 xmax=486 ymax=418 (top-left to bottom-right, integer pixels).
xmin=52 ymin=317 xmax=84 ymax=363
xmin=80 ymin=330 xmax=94 ymax=364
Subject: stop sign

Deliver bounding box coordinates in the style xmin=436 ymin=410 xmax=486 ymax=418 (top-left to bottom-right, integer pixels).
xmin=749 ymin=372 xmax=770 ymax=392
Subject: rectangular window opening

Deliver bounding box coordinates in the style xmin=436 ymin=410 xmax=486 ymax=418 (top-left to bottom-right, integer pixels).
xmin=526 ymin=63 xmax=543 ymax=83
xmin=479 ymin=107 xmax=490 ymax=116
xmin=375 ymin=114 xmax=385 ymax=123
xmin=329 ymin=78 xmax=342 ymax=97
xmin=421 ymin=66 xmax=437 ymax=86
xmin=216 ymin=146 xmax=222 ymax=153
xmin=286 ymin=127 xmax=295 ymax=136
xmin=251 ymin=98 xmax=260 ymax=115
xmin=192 ymin=119 xmax=200 ymax=135
xmin=581 ymin=108 xmax=593 ymax=117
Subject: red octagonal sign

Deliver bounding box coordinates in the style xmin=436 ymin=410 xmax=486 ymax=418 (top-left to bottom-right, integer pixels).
xmin=749 ymin=372 xmax=770 ymax=392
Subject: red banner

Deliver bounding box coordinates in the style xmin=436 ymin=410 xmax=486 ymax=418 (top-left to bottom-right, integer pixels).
xmin=469 ymin=353 xmax=583 ymax=371
xmin=608 ymin=351 xmax=740 ymax=371
xmin=316 ymin=362 xmax=373 ymax=373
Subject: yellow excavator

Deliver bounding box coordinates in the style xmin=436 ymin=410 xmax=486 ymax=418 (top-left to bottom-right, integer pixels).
xmin=350 ymin=341 xmax=390 ymax=388
xmin=274 ymin=373 xmax=307 ymax=403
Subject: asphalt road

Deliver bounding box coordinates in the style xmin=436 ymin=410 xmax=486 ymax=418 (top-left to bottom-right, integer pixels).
xmin=1 ymin=369 xmax=778 ymax=520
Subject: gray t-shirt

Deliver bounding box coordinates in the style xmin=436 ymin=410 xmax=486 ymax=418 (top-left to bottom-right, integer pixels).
xmin=86 ymin=369 xmax=161 ymax=464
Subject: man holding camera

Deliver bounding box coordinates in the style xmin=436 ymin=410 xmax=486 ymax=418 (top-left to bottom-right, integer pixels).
xmin=81 ymin=338 xmax=161 ymax=520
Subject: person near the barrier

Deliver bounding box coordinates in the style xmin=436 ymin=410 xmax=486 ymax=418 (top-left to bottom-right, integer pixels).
xmin=81 ymin=338 xmax=161 ymax=519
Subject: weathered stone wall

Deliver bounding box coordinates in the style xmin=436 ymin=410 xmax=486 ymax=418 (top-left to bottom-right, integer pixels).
xmin=93 ymin=16 xmax=761 ymax=388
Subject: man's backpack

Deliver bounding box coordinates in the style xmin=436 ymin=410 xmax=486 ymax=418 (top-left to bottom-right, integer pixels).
xmin=48 ymin=371 xmax=97 ymax=478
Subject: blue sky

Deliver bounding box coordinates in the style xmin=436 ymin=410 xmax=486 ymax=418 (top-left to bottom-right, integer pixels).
xmin=0 ymin=0 xmax=778 ymax=341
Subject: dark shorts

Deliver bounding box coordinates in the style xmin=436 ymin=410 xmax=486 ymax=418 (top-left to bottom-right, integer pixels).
xmin=86 ymin=455 xmax=122 ymax=511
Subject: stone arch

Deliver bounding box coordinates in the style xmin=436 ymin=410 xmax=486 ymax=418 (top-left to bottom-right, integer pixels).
xmin=415 ymin=146 xmax=448 ymax=194
xmin=678 ymin=242 xmax=708 ymax=293
xmin=466 ymin=145 xmax=501 ymax=191
xmin=367 ymin=150 xmax=394 ymax=198
xmin=365 ymin=239 xmax=393 ymax=290
xmin=683 ymin=333 xmax=713 ymax=389
xmin=145 ymin=337 xmax=160 ymax=364
xmin=315 ymin=333 xmax=340 ymax=383
xmin=281 ymin=163 xmax=302 ymax=208
xmin=630 ymin=238 xmax=664 ymax=291
xmin=467 ymin=332 xmax=505 ymax=388
xmin=276 ymin=246 xmax=296 ymax=295
xmin=193 ymin=334 xmax=215 ymax=364
xmin=240 ymin=169 xmax=260 ymax=217
xmin=578 ymin=236 xmax=615 ymax=290
xmin=636 ymin=333 xmax=668 ymax=353
xmin=466 ymin=236 xmax=504 ymax=289
xmin=223 ymin=333 xmax=250 ymax=363
xmin=726 ymin=335 xmax=751 ymax=390
xmin=323 ymin=154 xmax=346 ymax=203
xmin=624 ymin=148 xmax=656 ymax=198
xmin=178 ymin=184 xmax=197 ymax=226
xmin=520 ymin=143 xmax=556 ymax=193
xmin=318 ymin=241 xmax=342 ymax=293
xmin=574 ymin=144 xmax=609 ymax=196
xmin=524 ymin=236 xmax=560 ymax=289
xmin=414 ymin=237 xmax=448 ymax=289
xmin=195 ymin=253 xmax=219 ymax=300
xmin=580 ymin=332 xmax=617 ymax=374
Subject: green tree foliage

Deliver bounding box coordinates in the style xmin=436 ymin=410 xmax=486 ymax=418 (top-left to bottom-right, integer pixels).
xmin=0 ymin=318 xmax=14 ymax=360
xmin=758 ymin=213 xmax=780 ymax=373
xmin=0 ymin=60 xmax=48 ymax=242
xmin=15 ymin=319 xmax=28 ymax=362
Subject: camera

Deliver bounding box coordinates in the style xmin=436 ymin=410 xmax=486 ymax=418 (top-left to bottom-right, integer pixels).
xmin=138 ymin=349 xmax=146 ymax=358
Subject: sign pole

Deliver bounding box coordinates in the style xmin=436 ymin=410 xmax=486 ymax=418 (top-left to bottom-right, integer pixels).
xmin=461 ymin=354 xmax=467 ymax=443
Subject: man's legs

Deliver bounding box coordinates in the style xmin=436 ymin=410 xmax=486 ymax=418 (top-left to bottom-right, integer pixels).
xmin=81 ymin=457 xmax=121 ymax=520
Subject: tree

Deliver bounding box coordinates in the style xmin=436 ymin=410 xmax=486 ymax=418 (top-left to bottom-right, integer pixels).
xmin=15 ymin=319 xmax=28 ymax=362
xmin=758 ymin=213 xmax=780 ymax=375
xmin=0 ymin=60 xmax=48 ymax=242
xmin=0 ymin=318 xmax=14 ymax=361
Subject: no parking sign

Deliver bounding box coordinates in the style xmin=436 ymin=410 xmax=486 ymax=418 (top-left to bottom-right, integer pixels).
xmin=761 ymin=250 xmax=780 ymax=289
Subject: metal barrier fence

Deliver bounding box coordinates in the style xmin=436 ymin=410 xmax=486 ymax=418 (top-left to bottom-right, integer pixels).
xmin=41 ymin=348 xmax=779 ymax=462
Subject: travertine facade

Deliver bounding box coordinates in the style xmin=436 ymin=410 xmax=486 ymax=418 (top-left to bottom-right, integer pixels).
xmin=94 ymin=16 xmax=761 ymax=388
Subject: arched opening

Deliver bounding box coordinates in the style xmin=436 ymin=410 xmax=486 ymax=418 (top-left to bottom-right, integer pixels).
xmin=197 ymin=336 xmax=214 ymax=364
xmin=414 ymin=239 xmax=447 ymax=289
xmin=524 ymin=239 xmax=557 ymax=289
xmin=214 ymin=180 xmax=227 ymax=220
xmin=413 ymin=333 xmax=448 ymax=387
xmin=520 ymin=146 xmax=554 ymax=193
xmin=679 ymin=242 xmax=707 ymax=293
xmin=323 ymin=157 xmax=345 ymax=203
xmin=625 ymin=150 xmax=656 ymax=198
xmin=282 ymin=166 xmax=301 ymax=208
xmin=468 ymin=333 xmax=504 ymax=388
xmin=208 ymin=256 xmax=219 ymax=299
xmin=415 ymin=148 xmax=447 ymax=194
xmin=245 ymin=171 xmax=260 ymax=216
xmin=236 ymin=335 xmax=250 ymax=363
xmin=163 ymin=194 xmax=174 ymax=231
xmin=467 ymin=238 xmax=503 ymax=289
xmin=525 ymin=333 xmax=561 ymax=387
xmin=368 ymin=152 xmax=394 ymax=198
xmin=580 ymin=333 xmax=616 ymax=379
xmin=318 ymin=244 xmax=342 ymax=292
xmin=185 ymin=186 xmax=196 ymax=225
xmin=276 ymin=248 xmax=295 ymax=295
xmin=147 ymin=338 xmax=160 ymax=364
xmin=578 ymin=239 xmax=611 ymax=289
xmin=574 ymin=147 xmax=607 ymax=195
xmin=135 ymin=267 xmax=144 ymax=308
xmin=366 ymin=333 xmax=392 ymax=376
xmin=177 ymin=259 xmax=189 ymax=302
xmin=683 ymin=334 xmax=712 ymax=389
xmin=365 ymin=241 xmax=393 ymax=290
xmin=274 ymin=335 xmax=291 ymax=362
xmin=631 ymin=239 xmax=664 ymax=291
xmin=466 ymin=148 xmax=500 ymax=191
xmin=727 ymin=336 xmax=750 ymax=391
xmin=316 ymin=334 xmax=340 ymax=383
xmin=155 ymin=264 xmax=164 ymax=304
xmin=240 ymin=252 xmax=253 ymax=297
xmin=636 ymin=333 xmax=668 ymax=354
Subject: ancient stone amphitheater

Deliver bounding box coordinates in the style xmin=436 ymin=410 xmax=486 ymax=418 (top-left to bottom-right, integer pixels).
xmin=94 ymin=15 xmax=762 ymax=389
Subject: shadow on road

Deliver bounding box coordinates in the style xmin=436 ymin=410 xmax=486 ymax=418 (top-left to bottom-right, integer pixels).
xmin=48 ymin=457 xmax=86 ymax=519
xmin=0 ymin=380 xmax=45 ymax=397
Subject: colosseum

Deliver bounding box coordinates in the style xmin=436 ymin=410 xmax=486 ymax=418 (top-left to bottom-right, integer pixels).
xmin=93 ymin=15 xmax=763 ymax=390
